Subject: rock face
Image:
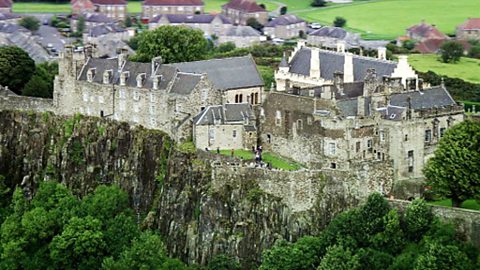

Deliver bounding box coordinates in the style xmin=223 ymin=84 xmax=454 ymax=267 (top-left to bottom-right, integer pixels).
xmin=0 ymin=110 xmax=393 ymax=268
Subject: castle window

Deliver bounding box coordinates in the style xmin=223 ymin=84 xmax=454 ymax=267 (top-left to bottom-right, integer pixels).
xmin=380 ymin=131 xmax=385 ymax=141
xmin=275 ymin=110 xmax=282 ymax=126
xmin=440 ymin=127 xmax=446 ymax=137
xmin=150 ymin=93 xmax=156 ymax=103
xmin=233 ymin=129 xmax=237 ymax=138
xmin=407 ymin=150 xmax=414 ymax=173
xmin=404 ymin=134 xmax=408 ymax=141
xmin=133 ymin=91 xmax=140 ymax=101
xmin=367 ymin=139 xmax=373 ymax=152
xmin=328 ymin=142 xmax=336 ymax=155
xmin=356 ymin=141 xmax=360 ymax=153
xmin=103 ymin=70 xmax=112 ymax=84
xmin=307 ymin=116 xmax=312 ymax=125
xmin=260 ymin=108 xmax=265 ymax=117
xmin=100 ymin=110 xmax=104 ymax=117
xmin=201 ymin=89 xmax=208 ymax=101
xmin=119 ymin=89 xmax=126 ymax=99
xmin=255 ymin=93 xmax=259 ymax=104
xmin=330 ymin=163 xmax=336 ymax=169
xmin=209 ymin=128 xmax=215 ymax=142
xmin=120 ymin=72 xmax=129 ymax=86
xmin=425 ymin=129 xmax=432 ymax=142
xmin=297 ymin=119 xmax=303 ymax=130
xmin=267 ymin=134 xmax=272 ymax=143
xmin=87 ymin=68 xmax=96 ymax=82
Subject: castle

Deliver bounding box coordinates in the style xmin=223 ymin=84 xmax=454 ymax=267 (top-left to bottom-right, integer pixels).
xmin=0 ymin=40 xmax=465 ymax=183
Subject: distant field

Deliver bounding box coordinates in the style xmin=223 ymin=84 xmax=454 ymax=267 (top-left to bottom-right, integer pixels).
xmin=296 ymin=0 xmax=480 ymax=40
xmin=408 ymin=54 xmax=480 ymax=84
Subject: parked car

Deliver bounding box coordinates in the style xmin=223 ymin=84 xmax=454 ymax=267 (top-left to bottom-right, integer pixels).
xmin=310 ymin=23 xmax=322 ymax=29
xmin=272 ymin=38 xmax=285 ymax=45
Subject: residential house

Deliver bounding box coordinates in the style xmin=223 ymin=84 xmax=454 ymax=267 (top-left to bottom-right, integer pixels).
xmin=193 ymin=103 xmax=257 ymax=150
xmin=0 ymin=12 xmax=21 ymax=24
xmin=456 ymin=18 xmax=480 ymax=41
xmin=397 ymin=21 xmax=449 ymax=46
xmin=307 ymin=26 xmax=360 ymax=49
xmin=148 ymin=14 xmax=232 ymax=36
xmin=71 ymin=0 xmax=96 ymax=15
xmin=91 ymin=0 xmax=127 ymax=20
xmin=142 ymin=0 xmax=204 ymax=21
xmin=217 ymin=25 xmax=265 ymax=48
xmin=0 ymin=0 xmax=12 ymax=13
xmin=221 ymin=0 xmax=268 ymax=25
xmin=71 ymin=12 xmax=116 ymax=32
xmin=83 ymin=24 xmax=135 ymax=58
xmin=172 ymin=55 xmax=264 ymax=105
xmin=263 ymin=14 xmax=306 ymax=39
xmin=414 ymin=38 xmax=471 ymax=54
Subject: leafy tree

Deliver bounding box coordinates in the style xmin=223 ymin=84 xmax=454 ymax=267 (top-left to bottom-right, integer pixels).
xmin=414 ymin=241 xmax=473 ymax=270
xmin=81 ymin=185 xmax=131 ymax=221
xmin=403 ymin=199 xmax=434 ymax=241
xmin=247 ymin=17 xmax=263 ymax=31
xmin=311 ymin=0 xmax=326 ymax=7
xmin=124 ymin=16 xmax=132 ymax=28
xmin=357 ymin=248 xmax=393 ymax=270
xmin=424 ymin=120 xmax=480 ymax=207
xmin=207 ymin=254 xmax=240 ymax=270
xmin=0 ymin=46 xmax=35 ymax=94
xmin=22 ymin=61 xmax=59 ymax=98
xmin=318 ymin=245 xmax=360 ymax=270
xmin=389 ymin=244 xmax=420 ymax=270
xmin=76 ymin=15 xmax=86 ymax=35
xmin=360 ymin=193 xmax=390 ymax=236
xmin=439 ymin=41 xmax=464 ymax=63
xmin=216 ymin=42 xmax=236 ymax=53
xmin=334 ymin=16 xmax=347 ymax=28
xmin=280 ymin=6 xmax=287 ymax=15
xmin=402 ymin=40 xmax=416 ymax=51
xmin=132 ymin=26 xmax=209 ymax=63
xmin=468 ymin=44 xmax=480 ymax=58
xmin=371 ymin=209 xmax=405 ymax=254
xmin=259 ymin=240 xmax=304 ymax=270
xmin=19 ymin=16 xmax=40 ymax=32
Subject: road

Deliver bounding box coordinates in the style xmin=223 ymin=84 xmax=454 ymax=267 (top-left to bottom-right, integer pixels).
xmin=34 ymin=25 xmax=74 ymax=56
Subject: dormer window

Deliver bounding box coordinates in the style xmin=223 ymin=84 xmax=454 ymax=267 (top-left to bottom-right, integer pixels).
xmin=87 ymin=68 xmax=96 ymax=82
xmin=120 ymin=71 xmax=129 ymax=86
xmin=103 ymin=70 xmax=112 ymax=84
xmin=152 ymin=75 xmax=162 ymax=90
xmin=136 ymin=73 xmax=146 ymax=88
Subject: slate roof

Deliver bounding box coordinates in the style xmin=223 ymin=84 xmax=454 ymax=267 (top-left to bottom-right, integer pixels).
xmin=377 ymin=105 xmax=405 ymax=121
xmin=390 ymin=86 xmax=457 ymax=110
xmin=150 ymin=14 xmax=231 ymax=24
xmin=265 ymin=14 xmax=304 ymax=27
xmin=170 ymin=72 xmax=202 ymax=95
xmin=193 ymin=103 xmax=254 ymax=125
xmin=458 ymin=18 xmax=480 ymax=30
xmin=91 ymin=0 xmax=126 ymax=5
xmin=336 ymin=82 xmax=364 ymax=99
xmin=73 ymin=12 xmax=115 ymax=23
xmin=172 ymin=55 xmax=264 ymax=90
xmin=336 ymin=96 xmax=371 ymax=117
xmin=0 ymin=23 xmax=28 ymax=33
xmin=144 ymin=0 xmax=203 ymax=6
xmin=222 ymin=0 xmax=266 ymax=13
xmin=88 ymin=23 xmax=125 ymax=37
xmin=224 ymin=25 xmax=260 ymax=37
xmin=0 ymin=0 xmax=12 ymax=8
xmin=309 ymin=26 xmax=347 ymax=39
xmin=407 ymin=22 xmax=448 ymax=40
xmin=0 ymin=13 xmax=20 ymax=21
xmin=288 ymin=48 xmax=397 ymax=81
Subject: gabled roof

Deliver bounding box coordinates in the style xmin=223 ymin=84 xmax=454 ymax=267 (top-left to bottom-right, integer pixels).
xmin=71 ymin=0 xmax=95 ymax=12
xmin=0 ymin=0 xmax=12 ymax=8
xmin=172 ymin=55 xmax=264 ymax=90
xmin=0 ymin=13 xmax=20 ymax=21
xmin=377 ymin=105 xmax=405 ymax=121
xmin=90 ymin=0 xmax=126 ymax=5
xmin=88 ymin=23 xmax=125 ymax=37
xmin=407 ymin=22 xmax=448 ymax=40
xmin=310 ymin=26 xmax=347 ymax=39
xmin=458 ymin=18 xmax=480 ymax=30
xmin=150 ymin=14 xmax=231 ymax=24
xmin=193 ymin=103 xmax=254 ymax=125
xmin=415 ymin=39 xmax=471 ymax=54
xmin=224 ymin=25 xmax=260 ymax=37
xmin=170 ymin=72 xmax=203 ymax=95
xmin=72 ymin=12 xmax=116 ymax=23
xmin=390 ymin=86 xmax=457 ymax=110
xmin=0 ymin=23 xmax=28 ymax=33
xmin=143 ymin=0 xmax=203 ymax=6
xmin=222 ymin=0 xmax=266 ymax=13
xmin=265 ymin=14 xmax=304 ymax=27
xmin=288 ymin=48 xmax=397 ymax=81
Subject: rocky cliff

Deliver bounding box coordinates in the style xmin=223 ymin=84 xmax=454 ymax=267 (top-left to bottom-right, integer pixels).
xmin=0 ymin=111 xmax=392 ymax=268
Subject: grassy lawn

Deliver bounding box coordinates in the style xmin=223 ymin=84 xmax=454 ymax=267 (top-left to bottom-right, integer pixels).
xmin=295 ymin=0 xmax=480 ymax=40
xmin=219 ymin=149 xmax=302 ymax=171
xmin=408 ymin=54 xmax=480 ymax=84
xmin=429 ymin=199 xmax=480 ymax=211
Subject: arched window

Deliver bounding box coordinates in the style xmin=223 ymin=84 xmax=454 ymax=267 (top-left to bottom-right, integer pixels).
xmin=239 ymin=94 xmax=243 ymax=103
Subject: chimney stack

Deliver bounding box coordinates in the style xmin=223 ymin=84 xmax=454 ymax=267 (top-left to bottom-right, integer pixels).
xmin=377 ymin=47 xmax=387 ymax=60
xmin=337 ymin=41 xmax=346 ymax=53
xmin=310 ymin=48 xmax=321 ymax=79
xmin=343 ymin=52 xmax=354 ymax=83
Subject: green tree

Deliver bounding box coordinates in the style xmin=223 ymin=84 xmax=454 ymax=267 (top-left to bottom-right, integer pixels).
xmin=280 ymin=6 xmax=287 ymax=15
xmin=311 ymin=0 xmax=326 ymax=7
xmin=414 ymin=241 xmax=473 ymax=270
xmin=0 ymin=46 xmax=35 ymax=94
xmin=357 ymin=248 xmax=393 ymax=270
xmin=22 ymin=61 xmax=59 ymax=98
xmin=424 ymin=120 xmax=480 ymax=207
xmin=132 ymin=26 xmax=209 ymax=63
xmin=124 ymin=16 xmax=132 ymax=28
xmin=81 ymin=185 xmax=131 ymax=221
xmin=334 ymin=17 xmax=347 ymax=28
xmin=468 ymin=44 xmax=480 ymax=58
xmin=247 ymin=17 xmax=263 ymax=31
xmin=403 ymin=199 xmax=434 ymax=241
xmin=318 ymin=245 xmax=360 ymax=270
xmin=371 ymin=209 xmax=405 ymax=254
xmin=208 ymin=254 xmax=240 ymax=270
xmin=439 ymin=41 xmax=464 ymax=63
xmin=76 ymin=15 xmax=86 ymax=35
xmin=19 ymin=16 xmax=40 ymax=32
xmin=216 ymin=42 xmax=236 ymax=53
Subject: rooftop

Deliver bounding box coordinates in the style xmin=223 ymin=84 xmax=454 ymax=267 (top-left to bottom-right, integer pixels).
xmin=193 ymin=103 xmax=255 ymax=126
xmin=458 ymin=18 xmax=480 ymax=30
xmin=143 ymin=0 xmax=203 ymax=6
xmin=265 ymin=14 xmax=304 ymax=27
xmin=90 ymin=0 xmax=126 ymax=5
xmin=150 ymin=14 xmax=231 ymax=24
xmin=222 ymin=0 xmax=266 ymax=13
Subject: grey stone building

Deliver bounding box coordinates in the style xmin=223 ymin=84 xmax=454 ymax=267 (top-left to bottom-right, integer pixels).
xmin=221 ymin=0 xmax=268 ymax=26
xmin=193 ymin=103 xmax=257 ymax=150
xmin=307 ymin=26 xmax=360 ymax=49
xmin=142 ymin=0 xmax=204 ymax=21
xmin=264 ymin=14 xmax=306 ymax=40
xmin=217 ymin=25 xmax=265 ymax=48
xmin=456 ymin=18 xmax=480 ymax=41
xmin=148 ymin=14 xmax=232 ymax=36
xmin=261 ymin=41 xmax=464 ymax=180
xmin=71 ymin=12 xmax=117 ymax=33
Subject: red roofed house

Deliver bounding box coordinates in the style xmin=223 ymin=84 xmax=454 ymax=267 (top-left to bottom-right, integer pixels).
xmin=71 ymin=0 xmax=96 ymax=15
xmin=0 ymin=0 xmax=12 ymax=13
xmin=405 ymin=21 xmax=449 ymax=42
xmin=415 ymin=39 xmax=471 ymax=54
xmin=91 ymin=0 xmax=127 ymax=20
xmin=142 ymin=0 xmax=204 ymax=21
xmin=457 ymin=18 xmax=480 ymax=41
xmin=221 ymin=0 xmax=268 ymax=26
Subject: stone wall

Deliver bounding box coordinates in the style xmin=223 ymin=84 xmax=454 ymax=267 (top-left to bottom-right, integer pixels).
xmin=0 ymin=95 xmax=54 ymax=113
xmin=390 ymin=199 xmax=480 ymax=248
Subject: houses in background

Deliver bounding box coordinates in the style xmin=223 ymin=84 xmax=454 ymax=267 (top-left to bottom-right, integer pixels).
xmin=148 ymin=14 xmax=232 ymax=36
xmin=0 ymin=0 xmax=12 ymax=13
xmin=263 ymin=14 xmax=306 ymax=40
xmin=456 ymin=18 xmax=480 ymax=41
xmin=142 ymin=0 xmax=204 ymax=20
xmin=221 ymin=0 xmax=268 ymax=25
xmin=218 ymin=25 xmax=265 ymax=47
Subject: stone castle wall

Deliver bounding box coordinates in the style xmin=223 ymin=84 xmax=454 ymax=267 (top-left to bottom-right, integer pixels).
xmin=0 ymin=94 xmax=55 ymax=113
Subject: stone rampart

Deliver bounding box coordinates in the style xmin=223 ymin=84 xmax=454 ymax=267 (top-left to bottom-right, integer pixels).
xmin=390 ymin=199 xmax=480 ymax=248
xmin=0 ymin=95 xmax=55 ymax=113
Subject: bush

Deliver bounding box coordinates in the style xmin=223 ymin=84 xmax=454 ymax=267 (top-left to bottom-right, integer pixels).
xmin=334 ymin=17 xmax=347 ymax=28
xmin=246 ymin=17 xmax=263 ymax=31
xmin=311 ymin=0 xmax=327 ymax=7
xmin=468 ymin=44 xmax=480 ymax=59
xmin=439 ymin=41 xmax=464 ymax=63
xmin=19 ymin=16 xmax=40 ymax=31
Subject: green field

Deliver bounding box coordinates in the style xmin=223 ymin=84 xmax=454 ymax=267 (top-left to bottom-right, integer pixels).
xmin=408 ymin=54 xmax=480 ymax=84
xmin=219 ymin=149 xmax=302 ymax=171
xmin=295 ymin=0 xmax=480 ymax=40
xmin=429 ymin=199 xmax=480 ymax=211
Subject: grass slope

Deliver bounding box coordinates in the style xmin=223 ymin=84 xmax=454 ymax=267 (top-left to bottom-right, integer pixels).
xmin=296 ymin=0 xmax=480 ymax=40
xmin=219 ymin=149 xmax=302 ymax=171
xmin=408 ymin=54 xmax=480 ymax=84
xmin=429 ymin=199 xmax=480 ymax=211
